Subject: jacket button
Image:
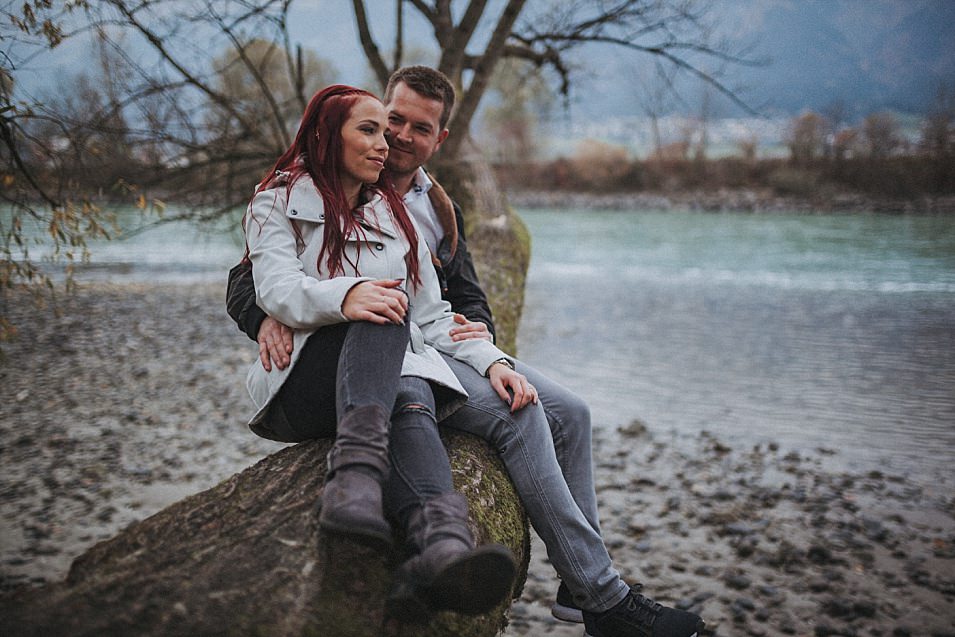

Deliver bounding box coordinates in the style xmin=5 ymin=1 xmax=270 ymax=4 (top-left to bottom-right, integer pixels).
xmin=291 ymin=209 xmax=298 ymax=215
xmin=319 ymin=214 xmax=324 ymax=220
xmin=375 ymin=243 xmax=384 ymax=251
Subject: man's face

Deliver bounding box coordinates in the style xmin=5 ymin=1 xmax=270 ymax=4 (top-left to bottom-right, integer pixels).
xmin=383 ymin=82 xmax=449 ymax=176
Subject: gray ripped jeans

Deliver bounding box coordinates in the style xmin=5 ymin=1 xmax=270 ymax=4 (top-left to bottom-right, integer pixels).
xmin=271 ymin=320 xmax=455 ymax=527
xmin=441 ymin=356 xmax=630 ymax=614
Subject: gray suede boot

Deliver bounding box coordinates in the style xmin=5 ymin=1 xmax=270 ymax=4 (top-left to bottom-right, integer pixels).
xmin=318 ymin=405 xmax=393 ymax=548
xmin=386 ymin=492 xmax=517 ymax=622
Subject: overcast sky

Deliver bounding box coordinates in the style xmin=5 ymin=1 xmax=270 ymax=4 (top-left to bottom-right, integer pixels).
xmin=8 ymin=1 xmax=954 ymax=122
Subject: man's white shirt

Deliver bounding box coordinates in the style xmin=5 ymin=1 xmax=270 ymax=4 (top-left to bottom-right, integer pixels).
xmin=403 ymin=167 xmax=444 ymax=254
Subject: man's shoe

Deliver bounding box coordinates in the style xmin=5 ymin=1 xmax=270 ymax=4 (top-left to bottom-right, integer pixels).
xmin=583 ymin=585 xmax=704 ymax=637
xmin=551 ymin=581 xmax=584 ymax=623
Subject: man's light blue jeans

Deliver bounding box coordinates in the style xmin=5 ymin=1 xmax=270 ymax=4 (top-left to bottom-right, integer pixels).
xmin=441 ymin=355 xmax=630 ymax=613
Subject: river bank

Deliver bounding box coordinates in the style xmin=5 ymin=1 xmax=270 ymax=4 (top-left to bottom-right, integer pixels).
xmin=1 ymin=282 xmax=953 ymax=636
xmin=506 ymin=189 xmax=955 ymax=215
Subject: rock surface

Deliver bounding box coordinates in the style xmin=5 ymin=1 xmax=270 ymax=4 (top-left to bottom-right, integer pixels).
xmin=0 ymin=433 xmax=529 ymax=637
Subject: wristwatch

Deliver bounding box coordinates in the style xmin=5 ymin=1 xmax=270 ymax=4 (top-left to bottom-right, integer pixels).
xmin=486 ymin=358 xmax=515 ymax=377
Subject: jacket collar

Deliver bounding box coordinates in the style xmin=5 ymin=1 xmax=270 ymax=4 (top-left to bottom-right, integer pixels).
xmin=286 ymin=176 xmax=398 ymax=239
xmin=422 ymin=169 xmax=458 ymax=258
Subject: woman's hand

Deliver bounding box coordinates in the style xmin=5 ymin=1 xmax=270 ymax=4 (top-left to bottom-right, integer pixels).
xmin=342 ymin=279 xmax=408 ymax=325
xmin=488 ymin=363 xmax=538 ymax=412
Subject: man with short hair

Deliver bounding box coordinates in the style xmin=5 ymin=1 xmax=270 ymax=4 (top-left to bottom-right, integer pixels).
xmin=227 ymin=66 xmax=703 ymax=637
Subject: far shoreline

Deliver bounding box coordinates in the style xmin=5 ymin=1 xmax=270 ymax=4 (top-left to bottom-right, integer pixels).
xmin=506 ymin=188 xmax=955 ymax=215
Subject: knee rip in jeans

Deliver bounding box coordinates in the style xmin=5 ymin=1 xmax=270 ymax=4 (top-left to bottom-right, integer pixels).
xmin=395 ymin=402 xmax=435 ymax=418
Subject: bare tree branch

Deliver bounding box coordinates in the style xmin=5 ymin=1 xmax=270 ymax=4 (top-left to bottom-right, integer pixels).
xmin=393 ymin=0 xmax=404 ymax=70
xmin=207 ymin=4 xmax=291 ymax=149
xmin=407 ymin=0 xmax=435 ymax=22
xmin=500 ymin=43 xmax=570 ymax=96
xmin=0 ymin=114 xmax=61 ymax=209
xmin=432 ymin=0 xmax=454 ymax=50
xmin=101 ymin=0 xmax=266 ymax=143
xmin=351 ymin=0 xmax=390 ymax=91
xmin=441 ymin=0 xmax=526 ymax=158
xmin=437 ymin=0 xmax=488 ymax=80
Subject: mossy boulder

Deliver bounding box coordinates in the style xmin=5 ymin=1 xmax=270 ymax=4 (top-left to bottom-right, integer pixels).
xmin=0 ymin=432 xmax=530 ymax=637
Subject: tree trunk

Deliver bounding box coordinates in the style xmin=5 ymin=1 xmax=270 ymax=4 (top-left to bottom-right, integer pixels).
xmin=0 ymin=432 xmax=530 ymax=637
xmin=432 ymin=142 xmax=531 ymax=355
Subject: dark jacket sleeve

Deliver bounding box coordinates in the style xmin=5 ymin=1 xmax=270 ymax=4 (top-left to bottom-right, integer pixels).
xmin=440 ymin=202 xmax=496 ymax=339
xmin=226 ymin=259 xmax=267 ymax=342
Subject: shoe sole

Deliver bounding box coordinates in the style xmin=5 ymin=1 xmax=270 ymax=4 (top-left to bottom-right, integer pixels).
xmin=586 ymin=633 xmax=699 ymax=637
xmin=428 ymin=544 xmax=517 ymax=615
xmin=318 ymin=515 xmax=393 ymax=550
xmin=585 ymin=618 xmax=704 ymax=637
xmin=551 ymin=603 xmax=584 ymax=623
xmin=385 ymin=544 xmax=517 ymax=623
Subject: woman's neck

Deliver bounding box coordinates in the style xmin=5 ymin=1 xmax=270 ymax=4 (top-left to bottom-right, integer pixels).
xmin=342 ymin=176 xmax=362 ymax=209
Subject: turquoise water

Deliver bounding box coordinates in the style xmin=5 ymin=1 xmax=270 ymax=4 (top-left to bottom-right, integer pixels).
xmin=6 ymin=206 xmax=246 ymax=283
xmin=515 ymin=208 xmax=955 ymax=485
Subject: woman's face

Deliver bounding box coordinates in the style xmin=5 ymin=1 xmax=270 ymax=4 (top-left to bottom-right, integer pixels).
xmin=339 ymin=96 xmax=389 ymax=190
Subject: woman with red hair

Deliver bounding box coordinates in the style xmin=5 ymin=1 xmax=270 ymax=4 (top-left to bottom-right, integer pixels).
xmin=242 ymin=85 xmax=530 ymax=617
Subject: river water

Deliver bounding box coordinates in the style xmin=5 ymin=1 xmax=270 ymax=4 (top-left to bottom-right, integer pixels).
xmin=36 ymin=205 xmax=955 ymax=486
xmin=515 ymin=208 xmax=955 ymax=486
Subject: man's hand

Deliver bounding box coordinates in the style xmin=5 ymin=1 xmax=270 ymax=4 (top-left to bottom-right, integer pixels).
xmin=487 ymin=363 xmax=538 ymax=413
xmin=449 ymin=313 xmax=492 ymax=342
xmin=258 ymin=317 xmax=294 ymax=372
xmin=342 ymin=279 xmax=408 ymax=325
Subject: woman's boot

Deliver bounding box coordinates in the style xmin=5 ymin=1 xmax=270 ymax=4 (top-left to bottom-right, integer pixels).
xmin=318 ymin=404 xmax=393 ymax=548
xmin=386 ymin=492 xmax=517 ymax=622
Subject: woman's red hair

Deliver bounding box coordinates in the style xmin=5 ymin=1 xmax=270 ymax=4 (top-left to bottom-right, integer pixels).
xmin=251 ymin=85 xmax=420 ymax=289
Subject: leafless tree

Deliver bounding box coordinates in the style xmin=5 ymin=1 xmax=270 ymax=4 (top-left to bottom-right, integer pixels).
xmin=920 ymin=84 xmax=954 ymax=159
xmin=632 ymin=61 xmax=680 ymax=159
xmin=3 ymin=0 xmax=754 ymax=336
xmin=821 ymin=99 xmax=849 ymax=159
xmin=787 ymin=111 xmax=826 ymax=164
xmin=862 ymin=111 xmax=900 ymax=160
xmin=481 ymin=58 xmax=551 ymax=164
xmin=354 ymin=0 xmax=757 ymax=158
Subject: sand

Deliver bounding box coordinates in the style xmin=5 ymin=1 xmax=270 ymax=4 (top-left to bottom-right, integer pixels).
xmin=1 ymin=282 xmax=953 ymax=636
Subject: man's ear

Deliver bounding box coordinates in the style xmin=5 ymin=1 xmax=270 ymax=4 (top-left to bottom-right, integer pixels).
xmin=434 ymin=128 xmax=449 ymax=150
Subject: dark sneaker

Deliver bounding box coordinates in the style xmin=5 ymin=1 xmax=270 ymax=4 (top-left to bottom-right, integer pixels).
xmin=550 ymin=581 xmax=584 ymax=623
xmin=583 ymin=585 xmax=704 ymax=637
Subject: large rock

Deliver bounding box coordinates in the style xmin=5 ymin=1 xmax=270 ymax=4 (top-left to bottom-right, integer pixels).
xmin=0 ymin=432 xmax=530 ymax=637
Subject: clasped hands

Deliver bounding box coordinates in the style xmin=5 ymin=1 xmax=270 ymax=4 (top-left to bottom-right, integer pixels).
xmin=256 ymin=279 xmax=534 ymax=411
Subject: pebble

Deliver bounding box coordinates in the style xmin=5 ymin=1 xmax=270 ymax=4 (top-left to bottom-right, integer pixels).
xmin=3 ymin=283 xmax=954 ymax=636
xmin=725 ymin=573 xmax=752 ymax=590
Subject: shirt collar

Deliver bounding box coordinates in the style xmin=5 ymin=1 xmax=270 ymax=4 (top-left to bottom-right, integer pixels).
xmin=406 ymin=167 xmax=433 ymax=201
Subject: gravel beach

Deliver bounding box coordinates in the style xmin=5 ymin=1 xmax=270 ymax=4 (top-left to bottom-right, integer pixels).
xmin=1 ymin=282 xmax=953 ymax=636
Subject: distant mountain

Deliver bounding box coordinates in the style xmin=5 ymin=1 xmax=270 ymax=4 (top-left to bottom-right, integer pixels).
xmin=751 ymin=0 xmax=955 ymax=116
xmin=747 ymin=1 xmax=880 ymax=117
xmin=870 ymin=0 xmax=955 ymax=112
xmin=563 ymin=0 xmax=955 ymax=120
